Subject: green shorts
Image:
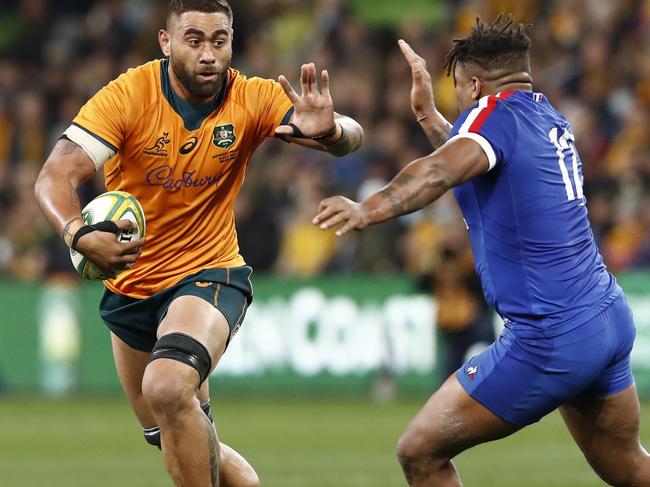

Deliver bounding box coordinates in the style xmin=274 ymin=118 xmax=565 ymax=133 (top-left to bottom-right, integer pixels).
xmin=99 ymin=266 xmax=253 ymax=352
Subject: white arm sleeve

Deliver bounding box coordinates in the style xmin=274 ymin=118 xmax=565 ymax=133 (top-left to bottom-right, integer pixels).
xmin=63 ymin=124 xmax=116 ymax=170
xmin=447 ymin=132 xmax=497 ymax=171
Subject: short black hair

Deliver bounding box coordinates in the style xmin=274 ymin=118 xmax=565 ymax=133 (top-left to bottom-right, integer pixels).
xmin=167 ymin=0 xmax=232 ymax=24
xmin=443 ymin=14 xmax=532 ymax=78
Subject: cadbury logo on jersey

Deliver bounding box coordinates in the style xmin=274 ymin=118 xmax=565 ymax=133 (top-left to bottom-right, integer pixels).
xmin=143 ymin=132 xmax=171 ymax=157
xmin=213 ymin=124 xmax=236 ymax=149
xmin=145 ymin=165 xmax=221 ymax=192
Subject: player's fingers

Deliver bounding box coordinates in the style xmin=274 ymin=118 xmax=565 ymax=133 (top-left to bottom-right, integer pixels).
xmin=320 ymin=69 xmax=330 ymax=98
xmin=335 ymin=219 xmax=359 ymax=237
xmin=115 ymin=219 xmax=136 ymax=232
xmin=398 ymin=39 xmax=426 ymax=72
xmin=319 ymin=211 xmax=350 ymax=230
xmin=300 ymin=64 xmax=309 ymax=95
xmin=275 ymin=125 xmax=296 ymax=136
xmin=278 ymin=75 xmax=299 ymax=103
xmin=398 ymin=39 xmax=417 ymax=63
xmin=314 ymin=198 xmax=340 ymax=223
xmin=121 ymin=237 xmax=145 ymax=253
xmin=308 ymin=63 xmax=317 ymax=93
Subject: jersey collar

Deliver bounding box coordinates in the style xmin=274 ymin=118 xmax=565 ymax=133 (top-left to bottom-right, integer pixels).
xmin=160 ymin=59 xmax=235 ymax=131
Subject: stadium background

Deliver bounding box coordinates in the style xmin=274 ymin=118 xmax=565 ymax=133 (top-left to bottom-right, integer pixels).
xmin=1 ymin=0 xmax=650 ymax=486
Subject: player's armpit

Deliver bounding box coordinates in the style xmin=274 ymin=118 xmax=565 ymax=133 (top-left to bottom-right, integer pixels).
xmin=433 ymin=135 xmax=492 ymax=186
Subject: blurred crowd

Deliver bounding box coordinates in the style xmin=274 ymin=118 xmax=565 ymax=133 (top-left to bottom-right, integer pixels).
xmin=0 ymin=0 xmax=649 ymax=283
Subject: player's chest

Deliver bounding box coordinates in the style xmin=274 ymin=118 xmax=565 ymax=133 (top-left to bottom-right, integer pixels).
xmin=122 ymin=108 xmax=253 ymax=189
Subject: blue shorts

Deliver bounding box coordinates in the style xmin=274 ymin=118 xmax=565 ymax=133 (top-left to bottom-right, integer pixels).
xmin=456 ymin=293 xmax=636 ymax=425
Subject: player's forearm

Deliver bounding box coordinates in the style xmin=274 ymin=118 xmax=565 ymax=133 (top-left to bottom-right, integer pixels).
xmin=361 ymin=155 xmax=449 ymax=224
xmin=320 ymin=116 xmax=364 ymax=157
xmin=35 ymin=166 xmax=85 ymax=246
xmin=417 ymin=110 xmax=453 ymax=150
xmin=34 ymin=141 xmax=95 ymax=246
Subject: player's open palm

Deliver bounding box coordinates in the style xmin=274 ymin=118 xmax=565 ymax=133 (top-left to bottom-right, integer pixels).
xmin=275 ymin=63 xmax=336 ymax=139
xmin=75 ymin=219 xmax=144 ymax=278
xmin=398 ymin=39 xmax=437 ymax=118
xmin=313 ymin=196 xmax=368 ymax=237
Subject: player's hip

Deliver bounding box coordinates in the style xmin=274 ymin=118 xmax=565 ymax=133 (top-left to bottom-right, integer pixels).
xmin=100 ymin=266 xmax=254 ymax=352
xmin=457 ymin=292 xmax=636 ymax=425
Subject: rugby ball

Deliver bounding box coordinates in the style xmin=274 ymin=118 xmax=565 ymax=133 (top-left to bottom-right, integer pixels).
xmin=69 ymin=191 xmax=146 ymax=280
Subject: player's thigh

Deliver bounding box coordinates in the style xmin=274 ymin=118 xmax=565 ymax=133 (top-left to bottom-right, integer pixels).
xmin=398 ymin=374 xmax=522 ymax=461
xmin=111 ymin=332 xmax=157 ymax=426
xmin=156 ymin=268 xmax=252 ymax=370
xmin=157 ymin=294 xmax=231 ymax=370
xmin=560 ymin=384 xmax=644 ymax=475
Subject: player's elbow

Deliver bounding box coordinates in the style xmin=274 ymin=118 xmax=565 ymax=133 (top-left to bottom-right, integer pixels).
xmin=34 ymin=164 xmax=51 ymax=208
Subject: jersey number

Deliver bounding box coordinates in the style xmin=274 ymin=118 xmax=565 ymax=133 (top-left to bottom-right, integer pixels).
xmin=548 ymin=127 xmax=584 ymax=201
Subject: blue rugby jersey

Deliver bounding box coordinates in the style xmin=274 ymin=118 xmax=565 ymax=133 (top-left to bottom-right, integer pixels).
xmin=448 ymin=90 xmax=619 ymax=337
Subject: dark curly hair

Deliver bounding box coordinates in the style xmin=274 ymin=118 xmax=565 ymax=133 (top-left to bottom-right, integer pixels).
xmin=443 ymin=14 xmax=532 ymax=78
xmin=167 ymin=0 xmax=232 ymax=24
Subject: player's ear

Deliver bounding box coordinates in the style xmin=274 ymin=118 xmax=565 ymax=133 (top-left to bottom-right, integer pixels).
xmin=159 ymin=29 xmax=171 ymax=57
xmin=471 ymin=77 xmax=482 ymax=101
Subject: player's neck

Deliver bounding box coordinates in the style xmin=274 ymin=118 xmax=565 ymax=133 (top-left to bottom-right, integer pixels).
xmin=489 ymin=71 xmax=533 ymax=95
xmin=492 ymin=81 xmax=533 ymax=95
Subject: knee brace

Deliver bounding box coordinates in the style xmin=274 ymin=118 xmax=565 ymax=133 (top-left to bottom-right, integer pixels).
xmin=149 ymin=332 xmax=212 ymax=384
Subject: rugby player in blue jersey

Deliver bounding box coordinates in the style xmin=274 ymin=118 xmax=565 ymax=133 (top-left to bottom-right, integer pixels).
xmin=314 ymin=14 xmax=650 ymax=487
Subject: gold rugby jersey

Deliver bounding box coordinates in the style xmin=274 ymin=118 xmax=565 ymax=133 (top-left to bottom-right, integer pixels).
xmin=66 ymin=59 xmax=293 ymax=298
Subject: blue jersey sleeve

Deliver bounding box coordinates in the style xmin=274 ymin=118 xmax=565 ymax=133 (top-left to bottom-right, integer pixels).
xmin=448 ymin=94 xmax=517 ymax=170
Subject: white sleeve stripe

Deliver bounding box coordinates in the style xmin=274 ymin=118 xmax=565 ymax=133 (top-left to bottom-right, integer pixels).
xmin=63 ymin=125 xmax=116 ymax=170
xmin=448 ymin=132 xmax=497 ymax=171
xmin=458 ymin=96 xmax=490 ymax=134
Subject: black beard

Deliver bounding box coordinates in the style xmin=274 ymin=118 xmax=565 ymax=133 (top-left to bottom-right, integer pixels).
xmin=170 ymin=56 xmax=230 ymax=101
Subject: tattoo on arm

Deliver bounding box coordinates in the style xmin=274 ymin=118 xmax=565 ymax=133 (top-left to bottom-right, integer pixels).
xmin=63 ymin=217 xmax=82 ymax=246
xmin=204 ymin=415 xmax=219 ymax=487
xmin=378 ymin=172 xmax=426 ymax=218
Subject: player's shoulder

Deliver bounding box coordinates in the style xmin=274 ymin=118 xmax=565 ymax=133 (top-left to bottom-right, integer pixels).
xmin=228 ymin=69 xmax=281 ymax=101
xmin=453 ymin=92 xmax=519 ymax=135
xmin=108 ymin=59 xmax=161 ymax=96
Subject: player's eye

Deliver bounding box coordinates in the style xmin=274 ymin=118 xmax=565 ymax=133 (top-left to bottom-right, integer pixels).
xmin=188 ymin=39 xmax=200 ymax=47
xmin=213 ymin=39 xmax=225 ymax=47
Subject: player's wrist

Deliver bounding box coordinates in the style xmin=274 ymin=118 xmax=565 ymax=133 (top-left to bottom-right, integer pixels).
xmin=322 ymin=118 xmax=363 ymax=157
xmin=312 ymin=121 xmax=342 ymax=146
xmin=63 ymin=217 xmax=84 ymax=248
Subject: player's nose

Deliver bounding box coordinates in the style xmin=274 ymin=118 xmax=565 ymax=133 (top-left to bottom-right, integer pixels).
xmin=198 ymin=45 xmax=216 ymax=63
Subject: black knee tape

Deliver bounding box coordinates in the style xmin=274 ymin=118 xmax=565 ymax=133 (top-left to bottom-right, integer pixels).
xmin=149 ymin=333 xmax=212 ymax=384
xmin=144 ymin=426 xmax=161 ymax=449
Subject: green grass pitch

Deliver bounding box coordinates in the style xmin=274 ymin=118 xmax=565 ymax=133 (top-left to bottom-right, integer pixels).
xmin=1 ymin=395 xmax=648 ymax=486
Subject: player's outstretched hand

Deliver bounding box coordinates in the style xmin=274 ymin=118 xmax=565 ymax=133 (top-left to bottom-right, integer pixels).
xmin=398 ymin=39 xmax=437 ymax=119
xmin=275 ymin=63 xmax=336 ymax=139
xmin=313 ymin=196 xmax=369 ymax=237
xmin=75 ymin=219 xmax=145 ymax=278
